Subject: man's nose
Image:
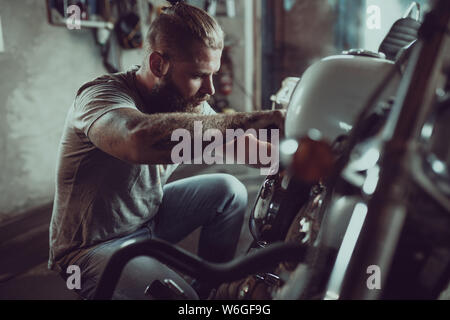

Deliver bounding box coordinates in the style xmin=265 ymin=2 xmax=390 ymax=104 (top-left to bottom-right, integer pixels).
xmin=201 ymin=76 xmax=215 ymax=96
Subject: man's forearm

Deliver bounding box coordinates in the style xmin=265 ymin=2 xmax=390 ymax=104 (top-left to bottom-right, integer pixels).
xmin=130 ymin=111 xmax=284 ymax=164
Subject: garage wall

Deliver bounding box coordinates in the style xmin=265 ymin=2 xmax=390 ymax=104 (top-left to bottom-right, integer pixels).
xmin=0 ymin=0 xmax=143 ymax=223
xmin=273 ymin=0 xmax=335 ymax=92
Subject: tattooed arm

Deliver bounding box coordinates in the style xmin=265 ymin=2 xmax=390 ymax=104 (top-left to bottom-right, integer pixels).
xmin=88 ymin=108 xmax=285 ymax=164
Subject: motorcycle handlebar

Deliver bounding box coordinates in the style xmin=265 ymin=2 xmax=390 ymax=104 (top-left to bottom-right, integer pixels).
xmin=93 ymin=238 xmax=306 ymax=300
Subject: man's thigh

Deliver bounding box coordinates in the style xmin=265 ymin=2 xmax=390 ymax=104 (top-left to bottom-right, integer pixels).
xmin=152 ymin=173 xmax=247 ymax=244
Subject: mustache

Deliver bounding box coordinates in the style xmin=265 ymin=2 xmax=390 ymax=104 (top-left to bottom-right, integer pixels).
xmin=195 ymin=94 xmax=211 ymax=103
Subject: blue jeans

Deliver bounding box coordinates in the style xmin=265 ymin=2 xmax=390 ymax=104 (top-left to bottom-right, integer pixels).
xmin=67 ymin=173 xmax=247 ymax=300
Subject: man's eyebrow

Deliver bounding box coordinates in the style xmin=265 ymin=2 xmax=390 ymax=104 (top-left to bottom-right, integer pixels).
xmin=193 ymin=70 xmax=219 ymax=76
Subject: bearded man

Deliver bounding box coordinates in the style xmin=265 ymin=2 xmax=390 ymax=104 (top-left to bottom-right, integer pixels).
xmin=48 ymin=1 xmax=284 ymax=300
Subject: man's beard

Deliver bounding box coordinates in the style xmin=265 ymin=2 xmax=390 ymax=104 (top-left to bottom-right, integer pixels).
xmin=146 ymin=73 xmax=210 ymax=114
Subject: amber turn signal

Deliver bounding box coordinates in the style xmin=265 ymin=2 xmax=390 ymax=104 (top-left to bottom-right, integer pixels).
xmin=291 ymin=137 xmax=335 ymax=183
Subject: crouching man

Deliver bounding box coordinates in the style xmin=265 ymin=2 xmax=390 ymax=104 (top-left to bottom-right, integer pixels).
xmin=49 ymin=2 xmax=284 ymax=300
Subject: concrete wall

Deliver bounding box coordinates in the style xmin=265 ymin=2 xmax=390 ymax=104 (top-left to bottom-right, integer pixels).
xmin=215 ymin=0 xmax=254 ymax=112
xmin=0 ymin=0 xmax=143 ymax=223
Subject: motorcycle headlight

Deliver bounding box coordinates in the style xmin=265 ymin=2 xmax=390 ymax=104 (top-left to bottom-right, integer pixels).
xmin=249 ymin=175 xmax=279 ymax=246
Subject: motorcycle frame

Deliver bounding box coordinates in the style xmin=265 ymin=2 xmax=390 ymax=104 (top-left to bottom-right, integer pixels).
xmin=335 ymin=0 xmax=450 ymax=300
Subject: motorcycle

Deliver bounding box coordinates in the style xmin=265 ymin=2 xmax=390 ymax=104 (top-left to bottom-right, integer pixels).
xmin=92 ymin=0 xmax=450 ymax=300
xmin=271 ymin=0 xmax=450 ymax=300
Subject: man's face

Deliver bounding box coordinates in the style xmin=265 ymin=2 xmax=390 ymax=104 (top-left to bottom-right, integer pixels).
xmin=151 ymin=43 xmax=222 ymax=113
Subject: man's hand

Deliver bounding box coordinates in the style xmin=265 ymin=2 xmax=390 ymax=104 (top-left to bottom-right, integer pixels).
xmin=217 ymin=132 xmax=279 ymax=174
xmin=272 ymin=109 xmax=286 ymax=135
xmin=247 ymin=109 xmax=285 ymax=138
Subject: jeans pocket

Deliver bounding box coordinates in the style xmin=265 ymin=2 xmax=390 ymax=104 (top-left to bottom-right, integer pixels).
xmin=75 ymin=239 xmax=115 ymax=271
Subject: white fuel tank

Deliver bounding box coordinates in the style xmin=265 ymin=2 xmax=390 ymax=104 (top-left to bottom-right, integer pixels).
xmin=285 ymin=54 xmax=401 ymax=142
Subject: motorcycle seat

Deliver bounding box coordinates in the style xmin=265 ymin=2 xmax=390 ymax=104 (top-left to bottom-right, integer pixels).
xmin=378 ymin=17 xmax=421 ymax=61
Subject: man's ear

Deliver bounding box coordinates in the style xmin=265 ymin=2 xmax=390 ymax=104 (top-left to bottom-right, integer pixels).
xmin=149 ymin=52 xmax=170 ymax=78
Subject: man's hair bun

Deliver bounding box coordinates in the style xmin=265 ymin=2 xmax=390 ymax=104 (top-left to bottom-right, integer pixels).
xmin=166 ymin=0 xmax=186 ymax=5
xmin=146 ymin=0 xmax=224 ymax=59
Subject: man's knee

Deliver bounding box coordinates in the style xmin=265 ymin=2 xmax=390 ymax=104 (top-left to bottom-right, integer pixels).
xmin=214 ymin=174 xmax=248 ymax=213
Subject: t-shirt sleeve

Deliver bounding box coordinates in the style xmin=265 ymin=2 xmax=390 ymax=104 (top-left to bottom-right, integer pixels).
xmin=72 ymin=80 xmax=138 ymax=137
xmin=202 ymin=101 xmax=217 ymax=115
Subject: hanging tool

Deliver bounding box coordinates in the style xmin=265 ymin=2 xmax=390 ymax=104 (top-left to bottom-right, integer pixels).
xmin=205 ymin=0 xmax=236 ymax=18
xmin=116 ymin=0 xmax=143 ymax=49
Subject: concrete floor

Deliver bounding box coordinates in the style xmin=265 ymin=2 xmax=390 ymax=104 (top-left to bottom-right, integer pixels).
xmin=0 ymin=164 xmax=265 ymax=300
